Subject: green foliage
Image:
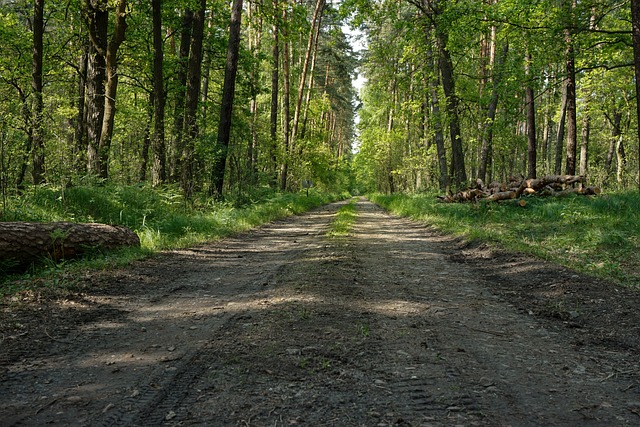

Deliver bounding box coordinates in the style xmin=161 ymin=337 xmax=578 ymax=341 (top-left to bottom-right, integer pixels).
xmin=371 ymin=192 xmax=640 ymax=288
xmin=350 ymin=0 xmax=638 ymax=193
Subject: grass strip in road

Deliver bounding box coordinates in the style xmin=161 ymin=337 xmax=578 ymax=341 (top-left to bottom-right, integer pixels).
xmin=327 ymin=199 xmax=358 ymax=238
xmin=370 ymin=191 xmax=640 ymax=288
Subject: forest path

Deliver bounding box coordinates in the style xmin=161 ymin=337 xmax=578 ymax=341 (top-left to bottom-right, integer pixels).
xmin=1 ymin=198 xmax=640 ymax=426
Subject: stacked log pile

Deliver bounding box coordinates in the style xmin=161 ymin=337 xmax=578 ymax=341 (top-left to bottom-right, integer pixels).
xmin=438 ymin=175 xmax=601 ymax=204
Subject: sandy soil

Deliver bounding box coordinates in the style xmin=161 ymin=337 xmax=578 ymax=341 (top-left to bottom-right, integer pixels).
xmin=1 ymin=198 xmax=640 ymax=426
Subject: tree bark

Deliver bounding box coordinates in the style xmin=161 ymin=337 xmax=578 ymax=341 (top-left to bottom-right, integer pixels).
xmin=211 ymin=0 xmax=244 ymax=198
xmin=98 ymin=0 xmax=128 ymax=179
xmin=31 ymin=0 xmax=45 ymax=185
xmin=0 ymin=222 xmax=139 ymax=269
xmin=247 ymin=2 xmax=262 ymax=184
xmin=280 ymin=8 xmax=291 ymax=191
xmin=604 ymin=111 xmax=622 ymax=182
xmin=169 ymin=10 xmax=193 ymax=182
xmin=525 ymin=50 xmax=536 ymax=179
xmin=425 ymin=32 xmax=448 ymax=191
xmin=478 ymin=43 xmax=507 ymax=183
xmin=554 ymin=77 xmax=568 ymax=175
xmin=437 ymin=31 xmax=467 ymax=188
xmin=270 ymin=0 xmax=280 ymax=187
xmin=138 ymin=94 xmax=154 ymax=182
xmin=300 ymin=3 xmax=323 ymax=140
xmin=151 ymin=0 xmax=166 ymax=186
xmin=73 ymin=43 xmax=89 ymax=174
xmin=616 ymin=134 xmax=626 ymax=186
xmin=181 ymin=0 xmax=206 ymax=199
xmin=579 ymin=109 xmax=590 ymax=177
xmin=85 ymin=0 xmax=108 ymax=177
xmin=563 ymin=0 xmax=577 ymax=176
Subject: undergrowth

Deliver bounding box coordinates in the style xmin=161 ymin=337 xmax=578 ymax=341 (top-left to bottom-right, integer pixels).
xmin=1 ymin=184 xmax=349 ymax=292
xmin=370 ymin=191 xmax=640 ymax=288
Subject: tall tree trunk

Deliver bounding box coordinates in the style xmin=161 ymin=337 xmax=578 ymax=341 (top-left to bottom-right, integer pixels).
xmin=280 ymin=8 xmax=291 ymax=191
xmin=85 ymin=0 xmax=108 ymax=177
xmin=73 ymin=44 xmax=88 ymax=173
xmin=563 ymin=0 xmax=578 ymax=176
xmin=430 ymin=78 xmax=448 ymax=191
xmin=291 ymin=0 xmax=324 ymax=143
xmin=14 ymin=84 xmax=32 ymax=189
xmin=425 ymin=31 xmax=448 ymax=191
xmin=436 ymin=31 xmax=467 ymax=188
xmin=604 ymin=111 xmax=622 ymax=182
xmin=617 ymin=134 xmax=627 ymax=185
xmin=478 ymin=42 xmax=507 ymax=183
xmin=151 ymin=0 xmax=166 ymax=186
xmin=632 ymin=0 xmax=640 ymax=189
xmin=554 ymin=77 xmax=568 ymax=175
xmin=98 ymin=0 xmax=128 ymax=179
xmin=270 ymin=0 xmax=280 ymax=187
xmin=170 ymin=10 xmax=193 ymax=182
xmin=31 ymin=0 xmax=45 ymax=185
xmin=525 ymin=50 xmax=536 ymax=179
xmin=139 ymin=94 xmax=154 ymax=182
xmin=579 ymin=109 xmax=590 ymax=176
xmin=181 ymin=0 xmax=206 ymax=199
xmin=300 ymin=1 xmax=324 ymax=140
xmin=542 ymin=95 xmax=552 ymax=174
xmin=247 ymin=2 xmax=262 ymax=185
xmin=211 ymin=0 xmax=244 ymax=198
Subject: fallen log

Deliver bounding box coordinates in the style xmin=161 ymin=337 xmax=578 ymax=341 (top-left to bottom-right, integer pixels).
xmin=0 ymin=222 xmax=140 ymax=268
xmin=484 ymin=190 xmax=516 ymax=202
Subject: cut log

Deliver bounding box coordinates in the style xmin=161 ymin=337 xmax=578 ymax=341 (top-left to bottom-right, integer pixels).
xmin=0 ymin=222 xmax=140 ymax=267
xmin=515 ymin=175 xmax=586 ymax=197
xmin=438 ymin=174 xmax=597 ymax=204
xmin=484 ymin=190 xmax=516 ymax=202
xmin=554 ymin=186 xmax=602 ymax=197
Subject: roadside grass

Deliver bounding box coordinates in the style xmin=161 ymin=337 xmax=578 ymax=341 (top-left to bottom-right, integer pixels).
xmin=0 ymin=184 xmax=349 ymax=293
xmin=327 ymin=198 xmax=358 ymax=238
xmin=370 ymin=191 xmax=640 ymax=288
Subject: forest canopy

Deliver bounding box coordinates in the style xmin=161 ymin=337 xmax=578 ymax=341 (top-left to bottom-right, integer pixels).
xmin=0 ymin=0 xmax=639 ymax=200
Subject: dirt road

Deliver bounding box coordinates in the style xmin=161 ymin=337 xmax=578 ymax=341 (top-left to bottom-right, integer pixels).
xmin=2 ymin=199 xmax=640 ymax=426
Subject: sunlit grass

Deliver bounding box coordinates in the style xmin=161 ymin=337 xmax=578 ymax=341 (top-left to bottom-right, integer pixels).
xmin=327 ymin=199 xmax=358 ymax=237
xmin=1 ymin=184 xmax=349 ymax=292
xmin=370 ymin=191 xmax=640 ymax=288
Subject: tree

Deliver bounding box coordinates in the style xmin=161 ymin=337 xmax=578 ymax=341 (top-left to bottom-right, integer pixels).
xmin=280 ymin=5 xmax=291 ymax=191
xmin=85 ymin=0 xmax=108 ymax=177
xmin=211 ymin=0 xmax=244 ymax=197
xmin=292 ymin=0 xmax=325 ymax=142
xmin=525 ymin=49 xmax=536 ymax=179
xmin=563 ymin=0 xmax=577 ymax=176
xmin=181 ymin=0 xmax=206 ymax=198
xmin=31 ymin=0 xmax=45 ymax=184
xmin=98 ymin=0 xmax=128 ymax=179
xmin=270 ymin=0 xmax=280 ymax=186
xmin=151 ymin=0 xmax=165 ymax=186
xmin=165 ymin=10 xmax=192 ymax=182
